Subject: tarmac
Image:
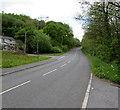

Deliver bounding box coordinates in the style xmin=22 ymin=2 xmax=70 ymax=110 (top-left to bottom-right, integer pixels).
xmin=1 ymin=53 xmax=119 ymax=109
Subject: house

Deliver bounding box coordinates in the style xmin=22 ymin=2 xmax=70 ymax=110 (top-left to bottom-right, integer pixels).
xmin=0 ymin=36 xmax=16 ymax=50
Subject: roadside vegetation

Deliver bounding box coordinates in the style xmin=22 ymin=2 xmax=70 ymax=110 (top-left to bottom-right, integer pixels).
xmin=2 ymin=13 xmax=81 ymax=54
xmin=40 ymin=48 xmax=72 ymax=56
xmin=1 ymin=13 xmax=81 ymax=68
xmin=76 ymin=2 xmax=120 ymax=85
xmin=2 ymin=51 xmax=51 ymax=68
xmin=40 ymin=53 xmax=64 ymax=56
xmin=84 ymin=52 xmax=120 ymax=85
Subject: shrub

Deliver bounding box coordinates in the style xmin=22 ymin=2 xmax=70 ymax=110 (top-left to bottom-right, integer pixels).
xmin=51 ymin=46 xmax=63 ymax=53
xmin=61 ymin=45 xmax=68 ymax=52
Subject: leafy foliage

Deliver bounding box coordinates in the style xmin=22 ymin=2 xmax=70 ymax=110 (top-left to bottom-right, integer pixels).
xmin=2 ymin=13 xmax=81 ymax=54
xmin=78 ymin=2 xmax=120 ymax=68
xmin=86 ymin=54 xmax=120 ymax=85
xmin=51 ymin=46 xmax=63 ymax=53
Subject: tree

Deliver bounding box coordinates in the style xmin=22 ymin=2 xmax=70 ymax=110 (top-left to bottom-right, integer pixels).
xmin=43 ymin=21 xmax=75 ymax=49
xmin=2 ymin=13 xmax=81 ymax=54
xmin=32 ymin=30 xmax=52 ymax=53
xmin=77 ymin=1 xmax=120 ymax=67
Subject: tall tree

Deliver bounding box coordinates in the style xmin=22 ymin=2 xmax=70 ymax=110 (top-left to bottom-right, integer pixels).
xmin=77 ymin=1 xmax=120 ymax=66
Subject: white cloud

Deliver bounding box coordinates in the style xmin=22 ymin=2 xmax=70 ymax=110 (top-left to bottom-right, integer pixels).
xmin=1 ymin=0 xmax=84 ymax=40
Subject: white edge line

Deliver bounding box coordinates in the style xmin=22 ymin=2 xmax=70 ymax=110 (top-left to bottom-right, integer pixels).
xmin=81 ymin=73 xmax=93 ymax=108
xmin=60 ymin=63 xmax=67 ymax=67
xmin=0 ymin=80 xmax=31 ymax=95
xmin=42 ymin=69 xmax=57 ymax=76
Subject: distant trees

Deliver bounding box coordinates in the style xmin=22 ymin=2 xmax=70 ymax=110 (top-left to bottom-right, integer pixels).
xmin=43 ymin=21 xmax=78 ymax=48
xmin=77 ymin=1 xmax=120 ymax=67
xmin=2 ymin=13 xmax=80 ymax=54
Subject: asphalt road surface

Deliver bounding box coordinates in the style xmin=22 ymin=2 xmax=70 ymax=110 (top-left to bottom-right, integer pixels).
xmin=2 ymin=48 xmax=91 ymax=108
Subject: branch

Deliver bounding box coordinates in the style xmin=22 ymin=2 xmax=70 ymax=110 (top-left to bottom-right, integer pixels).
xmin=108 ymin=2 xmax=120 ymax=8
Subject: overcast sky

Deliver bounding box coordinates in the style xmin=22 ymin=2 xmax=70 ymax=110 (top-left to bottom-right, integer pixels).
xmin=1 ymin=0 xmax=85 ymax=41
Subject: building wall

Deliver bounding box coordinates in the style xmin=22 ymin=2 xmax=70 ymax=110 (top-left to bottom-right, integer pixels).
xmin=0 ymin=37 xmax=16 ymax=50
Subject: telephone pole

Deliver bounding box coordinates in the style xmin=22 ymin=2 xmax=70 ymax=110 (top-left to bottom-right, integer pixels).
xmin=36 ymin=16 xmax=49 ymax=54
xmin=24 ymin=32 xmax=27 ymax=53
xmin=36 ymin=17 xmax=40 ymax=54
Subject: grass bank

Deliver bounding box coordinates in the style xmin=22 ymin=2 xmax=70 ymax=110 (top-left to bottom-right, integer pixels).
xmin=84 ymin=53 xmax=120 ymax=85
xmin=2 ymin=51 xmax=51 ymax=68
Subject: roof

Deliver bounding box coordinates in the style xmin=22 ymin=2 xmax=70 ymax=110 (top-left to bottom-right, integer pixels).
xmin=0 ymin=36 xmax=15 ymax=40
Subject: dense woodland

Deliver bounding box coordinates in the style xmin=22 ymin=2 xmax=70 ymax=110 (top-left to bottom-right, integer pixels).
xmin=2 ymin=13 xmax=80 ymax=53
xmin=77 ymin=2 xmax=120 ymax=68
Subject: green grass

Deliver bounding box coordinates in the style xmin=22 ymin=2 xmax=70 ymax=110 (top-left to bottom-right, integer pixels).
xmin=85 ymin=54 xmax=120 ymax=85
xmin=40 ymin=53 xmax=65 ymax=56
xmin=2 ymin=51 xmax=51 ymax=68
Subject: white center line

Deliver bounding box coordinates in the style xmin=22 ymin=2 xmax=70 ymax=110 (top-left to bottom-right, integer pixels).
xmin=42 ymin=69 xmax=57 ymax=76
xmin=0 ymin=80 xmax=31 ymax=95
xmin=58 ymin=56 xmax=65 ymax=60
xmin=60 ymin=63 xmax=67 ymax=67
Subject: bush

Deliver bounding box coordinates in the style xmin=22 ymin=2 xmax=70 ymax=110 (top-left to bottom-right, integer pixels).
xmin=18 ymin=46 xmax=25 ymax=51
xmin=51 ymin=46 xmax=63 ymax=53
xmin=61 ymin=45 xmax=68 ymax=52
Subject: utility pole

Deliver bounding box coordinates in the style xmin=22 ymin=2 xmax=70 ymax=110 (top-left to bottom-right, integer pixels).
xmin=2 ymin=11 xmax=4 ymax=36
xmin=36 ymin=17 xmax=40 ymax=54
xmin=37 ymin=40 xmax=38 ymax=54
xmin=36 ymin=16 xmax=49 ymax=54
xmin=24 ymin=32 xmax=27 ymax=53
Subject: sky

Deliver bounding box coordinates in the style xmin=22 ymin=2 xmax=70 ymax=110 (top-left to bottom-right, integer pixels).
xmin=1 ymin=0 xmax=85 ymax=41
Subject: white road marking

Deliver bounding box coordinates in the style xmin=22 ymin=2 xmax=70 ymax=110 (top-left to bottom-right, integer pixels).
xmin=0 ymin=80 xmax=31 ymax=95
xmin=81 ymin=73 xmax=93 ymax=108
xmin=60 ymin=63 xmax=67 ymax=67
xmin=58 ymin=56 xmax=65 ymax=60
xmin=42 ymin=69 xmax=57 ymax=76
xmin=91 ymin=87 xmax=94 ymax=90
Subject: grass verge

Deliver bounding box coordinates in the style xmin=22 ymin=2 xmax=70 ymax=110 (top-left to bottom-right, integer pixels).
xmin=2 ymin=51 xmax=51 ymax=68
xmin=84 ymin=53 xmax=120 ymax=85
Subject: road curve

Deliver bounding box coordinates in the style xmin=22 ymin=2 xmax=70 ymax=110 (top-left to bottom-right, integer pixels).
xmin=2 ymin=48 xmax=91 ymax=108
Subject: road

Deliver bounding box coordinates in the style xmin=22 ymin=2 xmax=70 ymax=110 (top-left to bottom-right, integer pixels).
xmin=2 ymin=48 xmax=91 ymax=108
